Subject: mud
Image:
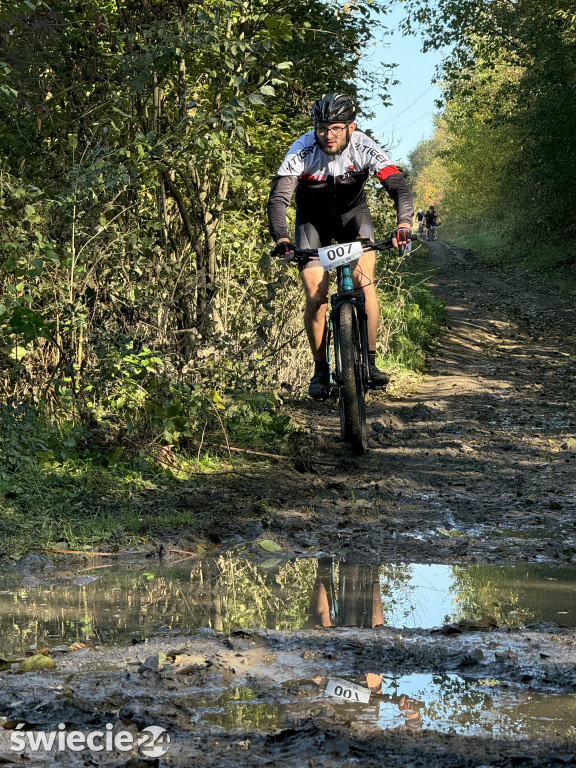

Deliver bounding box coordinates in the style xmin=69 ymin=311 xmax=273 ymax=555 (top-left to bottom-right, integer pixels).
xmin=1 ymin=241 xmax=576 ymax=766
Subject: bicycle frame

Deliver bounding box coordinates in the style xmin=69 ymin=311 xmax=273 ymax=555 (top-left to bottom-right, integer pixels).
xmin=328 ymin=263 xmax=370 ymax=396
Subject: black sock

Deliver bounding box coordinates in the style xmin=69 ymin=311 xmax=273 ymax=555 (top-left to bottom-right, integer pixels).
xmin=314 ymin=359 xmax=329 ymax=373
xmin=368 ymin=351 xmax=376 ymax=367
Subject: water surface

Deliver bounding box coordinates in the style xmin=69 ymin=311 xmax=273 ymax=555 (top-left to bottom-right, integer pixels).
xmin=1 ymin=554 xmax=575 ymax=656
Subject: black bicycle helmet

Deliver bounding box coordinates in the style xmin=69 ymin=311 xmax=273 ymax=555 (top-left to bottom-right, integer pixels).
xmin=311 ymin=93 xmax=356 ymax=123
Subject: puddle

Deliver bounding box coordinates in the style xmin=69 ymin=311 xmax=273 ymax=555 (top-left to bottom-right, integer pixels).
xmin=192 ymin=674 xmax=576 ymax=738
xmin=1 ymin=556 xmax=576 ymax=655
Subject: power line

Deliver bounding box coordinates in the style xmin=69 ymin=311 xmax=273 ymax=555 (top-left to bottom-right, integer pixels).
xmin=394 ymin=109 xmax=435 ymax=132
xmin=370 ymin=85 xmax=435 ymax=131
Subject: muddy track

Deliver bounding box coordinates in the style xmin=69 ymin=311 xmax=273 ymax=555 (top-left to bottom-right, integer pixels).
xmin=381 ymin=240 xmax=576 ymax=564
xmin=1 ymin=241 xmax=576 ymax=767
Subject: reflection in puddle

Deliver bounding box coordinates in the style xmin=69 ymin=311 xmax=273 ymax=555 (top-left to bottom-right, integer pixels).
xmin=194 ymin=675 xmax=576 ymax=738
xmin=192 ymin=687 xmax=279 ymax=730
xmin=1 ymin=555 xmax=576 ymax=654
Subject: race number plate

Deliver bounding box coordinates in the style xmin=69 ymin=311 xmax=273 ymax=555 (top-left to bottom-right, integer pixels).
xmin=318 ymin=240 xmax=363 ymax=271
xmin=325 ymin=678 xmax=371 ymax=704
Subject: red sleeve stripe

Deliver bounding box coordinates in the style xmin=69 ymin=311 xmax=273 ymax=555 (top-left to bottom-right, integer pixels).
xmin=376 ymin=164 xmax=400 ymax=181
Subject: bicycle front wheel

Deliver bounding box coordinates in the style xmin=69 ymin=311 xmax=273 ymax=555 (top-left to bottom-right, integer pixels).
xmin=337 ymin=301 xmax=367 ymax=454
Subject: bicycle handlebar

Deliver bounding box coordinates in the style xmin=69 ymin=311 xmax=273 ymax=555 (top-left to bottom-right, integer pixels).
xmin=271 ymin=234 xmax=417 ymax=266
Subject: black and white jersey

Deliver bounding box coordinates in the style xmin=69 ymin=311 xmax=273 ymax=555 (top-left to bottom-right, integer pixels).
xmin=267 ymin=129 xmax=414 ymax=241
xmin=424 ymin=211 xmax=439 ymax=227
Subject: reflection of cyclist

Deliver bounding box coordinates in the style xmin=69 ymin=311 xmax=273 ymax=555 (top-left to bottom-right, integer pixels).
xmin=305 ymin=558 xmax=384 ymax=629
xmin=305 ymin=562 xmax=424 ymax=730
xmin=396 ymin=694 xmax=424 ymax=729
xmin=305 ymin=557 xmax=334 ymax=628
xmin=266 ymin=93 xmax=414 ymax=398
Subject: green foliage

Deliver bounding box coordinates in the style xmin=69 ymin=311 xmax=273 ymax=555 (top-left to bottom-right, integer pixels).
xmin=377 ymin=243 xmax=445 ymax=374
xmin=0 ymin=0 xmax=394 ymax=413
xmin=402 ymin=0 xmax=576 ymax=268
xmin=223 ymin=391 xmax=297 ymax=446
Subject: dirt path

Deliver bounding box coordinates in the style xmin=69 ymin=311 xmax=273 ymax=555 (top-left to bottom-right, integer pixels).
xmin=2 ymin=241 xmax=576 ymax=767
xmin=381 ymin=239 xmax=576 ymax=563
xmin=273 ymin=239 xmax=576 ymax=566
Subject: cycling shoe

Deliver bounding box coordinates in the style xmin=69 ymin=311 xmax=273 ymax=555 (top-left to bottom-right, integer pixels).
xmin=369 ymin=364 xmax=389 ymax=389
xmin=308 ymin=369 xmax=330 ymax=399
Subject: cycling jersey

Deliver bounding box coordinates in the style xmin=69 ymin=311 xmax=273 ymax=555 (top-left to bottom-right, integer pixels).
xmin=267 ymin=129 xmax=414 ymax=242
xmin=424 ymin=211 xmax=439 ymax=227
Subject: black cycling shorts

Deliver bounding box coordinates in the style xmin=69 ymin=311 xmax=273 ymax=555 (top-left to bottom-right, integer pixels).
xmin=295 ymin=204 xmax=375 ymax=264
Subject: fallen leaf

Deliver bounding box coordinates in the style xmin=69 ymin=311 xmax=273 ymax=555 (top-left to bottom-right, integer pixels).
xmin=68 ymin=641 xmax=96 ymax=652
xmin=256 ymin=539 xmax=282 ymax=552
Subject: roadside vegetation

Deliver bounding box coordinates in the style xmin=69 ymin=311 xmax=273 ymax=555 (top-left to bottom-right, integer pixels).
xmin=371 ymin=240 xmax=443 ymax=395
xmin=0 ymin=0 xmax=445 ymax=555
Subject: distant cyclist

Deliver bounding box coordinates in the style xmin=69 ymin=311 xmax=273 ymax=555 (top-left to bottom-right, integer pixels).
xmin=266 ymin=93 xmax=414 ymax=399
xmin=416 ymin=208 xmax=425 ymax=238
xmin=423 ymin=205 xmax=441 ymax=241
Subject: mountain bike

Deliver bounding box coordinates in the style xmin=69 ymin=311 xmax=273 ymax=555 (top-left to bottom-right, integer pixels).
xmin=427 ymin=221 xmax=440 ymax=241
xmin=275 ymin=236 xmax=409 ymax=454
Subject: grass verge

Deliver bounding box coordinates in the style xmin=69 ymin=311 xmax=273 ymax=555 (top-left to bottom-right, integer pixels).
xmin=376 ymin=239 xmax=446 ymax=392
xmin=447 ymin=227 xmax=576 ymax=292
xmin=0 ymin=395 xmax=303 ymax=557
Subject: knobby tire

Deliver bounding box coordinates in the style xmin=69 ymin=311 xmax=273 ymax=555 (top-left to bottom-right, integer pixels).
xmin=337 ymin=302 xmax=367 ymax=454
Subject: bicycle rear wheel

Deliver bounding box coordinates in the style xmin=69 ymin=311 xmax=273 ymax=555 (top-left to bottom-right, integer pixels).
xmin=337 ymin=301 xmax=367 ymax=454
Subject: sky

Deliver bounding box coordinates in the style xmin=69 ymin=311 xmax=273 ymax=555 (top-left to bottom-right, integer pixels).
xmin=361 ymin=3 xmax=446 ymax=166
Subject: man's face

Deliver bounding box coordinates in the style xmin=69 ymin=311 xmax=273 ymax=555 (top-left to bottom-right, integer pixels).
xmin=315 ymin=121 xmax=356 ymax=155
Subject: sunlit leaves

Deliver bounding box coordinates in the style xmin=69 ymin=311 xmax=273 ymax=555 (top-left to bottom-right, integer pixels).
xmin=0 ymin=0 xmax=395 ymax=429
xmin=405 ymin=0 xmax=576 ymax=252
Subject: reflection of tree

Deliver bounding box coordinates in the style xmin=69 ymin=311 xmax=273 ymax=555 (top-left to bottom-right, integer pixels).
xmin=197 ymin=687 xmax=279 ymax=730
xmin=418 ymin=675 xmax=492 ymax=728
xmin=451 ymin=565 xmax=576 ymax=626
xmin=191 ymin=554 xmax=316 ymax=631
xmin=378 ymin=674 xmax=576 ymax=737
xmin=0 ymin=559 xmax=315 ymax=654
xmin=0 ymin=554 xmax=318 ymax=655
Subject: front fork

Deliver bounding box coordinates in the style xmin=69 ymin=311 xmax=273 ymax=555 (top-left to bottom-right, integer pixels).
xmin=328 ymin=290 xmax=370 ymax=392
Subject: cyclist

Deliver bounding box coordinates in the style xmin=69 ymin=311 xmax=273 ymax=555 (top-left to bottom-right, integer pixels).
xmin=266 ymin=93 xmax=414 ymax=399
xmin=416 ymin=208 xmax=425 ymax=238
xmin=423 ymin=205 xmax=440 ymax=241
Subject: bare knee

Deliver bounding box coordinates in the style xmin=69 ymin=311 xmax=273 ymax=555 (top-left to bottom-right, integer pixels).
xmin=306 ymin=292 xmax=329 ymax=315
